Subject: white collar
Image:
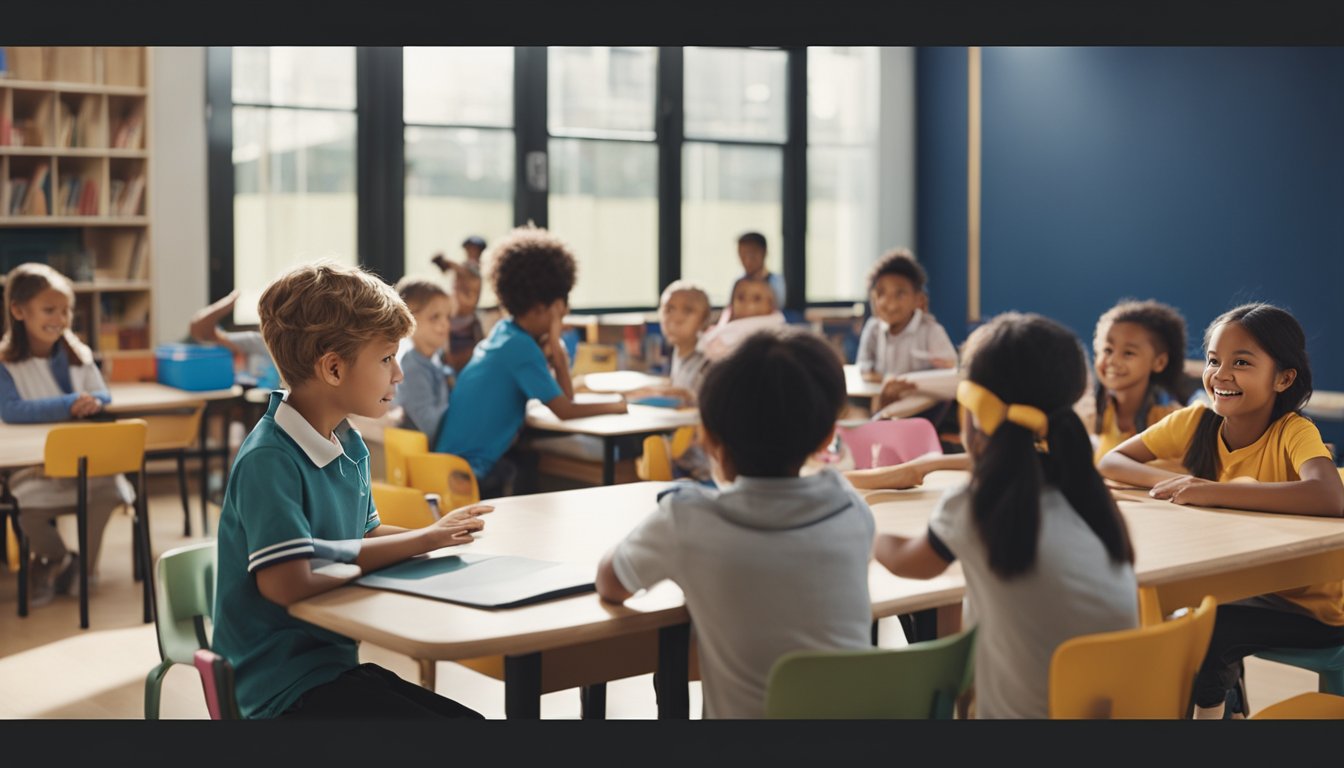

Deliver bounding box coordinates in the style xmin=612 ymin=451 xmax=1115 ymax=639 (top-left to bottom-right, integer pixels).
xmin=272 ymin=390 xmax=347 ymax=468
xmin=879 ymin=308 xmax=924 ymax=337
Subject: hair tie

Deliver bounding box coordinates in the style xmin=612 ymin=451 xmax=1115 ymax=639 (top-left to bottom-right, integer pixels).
xmin=956 ymin=380 xmax=1049 ymax=439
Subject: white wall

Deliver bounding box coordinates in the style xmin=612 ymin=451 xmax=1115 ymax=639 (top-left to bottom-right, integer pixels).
xmin=149 ymin=46 xmax=209 ymax=344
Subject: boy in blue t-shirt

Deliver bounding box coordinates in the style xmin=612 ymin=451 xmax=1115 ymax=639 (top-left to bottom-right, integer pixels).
xmin=434 ymin=225 xmax=628 ymax=497
xmin=212 ymin=261 xmax=492 ymax=719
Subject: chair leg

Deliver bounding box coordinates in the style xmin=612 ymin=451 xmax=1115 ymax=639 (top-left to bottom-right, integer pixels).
xmin=77 ymin=458 xmax=90 ymax=630
xmin=138 ymin=467 xmax=155 ymax=624
xmin=177 ymin=451 xmax=191 ymax=537
xmin=145 ymin=661 xmax=172 ymax=719
xmin=16 ymin=509 xmax=29 ymax=618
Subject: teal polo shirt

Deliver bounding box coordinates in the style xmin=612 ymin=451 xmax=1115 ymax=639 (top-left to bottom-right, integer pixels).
xmin=434 ymin=318 xmax=562 ymax=478
xmin=211 ymin=390 xmax=380 ymax=719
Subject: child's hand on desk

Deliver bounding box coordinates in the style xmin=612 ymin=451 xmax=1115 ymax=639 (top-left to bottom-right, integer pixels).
xmin=427 ymin=509 xmax=488 ymax=547
xmin=70 ymin=393 xmax=102 ymax=419
xmin=877 ymin=377 xmax=917 ymax=408
xmin=440 ymin=503 xmax=494 ymax=525
xmin=1149 ymin=475 xmax=1219 ymax=506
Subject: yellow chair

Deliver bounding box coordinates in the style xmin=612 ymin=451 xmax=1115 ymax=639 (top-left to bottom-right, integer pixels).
xmin=142 ymin=403 xmax=207 ymax=537
xmin=370 ymin=482 xmax=437 ymax=529
xmin=1251 ymin=691 xmax=1344 ymax=719
xmin=383 ymin=426 xmax=430 ymax=488
xmin=571 ymin=343 xmax=618 ymax=377
xmin=16 ymin=419 xmax=152 ymax=629
xmin=635 ymin=426 xmax=698 ymax=482
xmin=382 ymin=426 xmax=481 ymax=508
xmin=1049 ymin=595 xmax=1217 ymax=718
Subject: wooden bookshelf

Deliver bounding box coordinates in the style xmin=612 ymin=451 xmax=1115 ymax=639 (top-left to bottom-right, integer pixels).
xmin=0 ymin=47 xmax=153 ymax=358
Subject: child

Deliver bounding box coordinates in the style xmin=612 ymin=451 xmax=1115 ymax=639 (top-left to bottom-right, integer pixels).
xmin=696 ymin=275 xmax=786 ymax=362
xmin=596 ymin=326 xmax=873 ymax=718
xmin=734 ymin=231 xmax=785 ymax=311
xmin=434 ymin=226 xmax=628 ymax=497
xmin=431 ymin=252 xmax=486 ymax=374
xmin=1087 ymin=298 xmax=1193 ymax=462
xmin=189 ymin=289 xmax=277 ymax=385
xmin=1097 ymin=302 xmax=1344 ymax=719
xmin=461 ymin=234 xmax=486 ymax=271
xmin=211 ymin=261 xmax=490 ymax=720
xmin=628 ymin=280 xmax=712 ymax=407
xmin=856 ymin=249 xmax=957 ymax=405
xmin=874 ymin=312 xmax=1139 ymax=718
xmin=1 ymin=263 xmax=136 ymax=606
xmin=392 ymin=277 xmax=455 ymax=438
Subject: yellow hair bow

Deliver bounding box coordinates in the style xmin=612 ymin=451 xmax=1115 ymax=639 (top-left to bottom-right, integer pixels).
xmin=956 ymin=380 xmax=1049 ymax=438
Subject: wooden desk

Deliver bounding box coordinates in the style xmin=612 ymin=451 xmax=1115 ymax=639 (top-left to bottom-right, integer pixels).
xmin=844 ymin=364 xmax=952 ymax=420
xmin=524 ymin=394 xmax=698 ymax=485
xmin=290 ymin=482 xmax=690 ymax=719
xmin=578 ymin=371 xmax=669 ymax=395
xmin=1304 ymin=390 xmax=1344 ymax=422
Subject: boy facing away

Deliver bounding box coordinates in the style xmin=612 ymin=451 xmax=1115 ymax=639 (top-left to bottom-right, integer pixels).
xmin=212 ymin=262 xmax=491 ymax=719
xmin=596 ymin=326 xmax=875 ymax=718
xmin=434 ymin=226 xmax=627 ymax=497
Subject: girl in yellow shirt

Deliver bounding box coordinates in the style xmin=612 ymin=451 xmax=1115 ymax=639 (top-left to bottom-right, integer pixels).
xmin=1099 ymin=302 xmax=1344 ymax=719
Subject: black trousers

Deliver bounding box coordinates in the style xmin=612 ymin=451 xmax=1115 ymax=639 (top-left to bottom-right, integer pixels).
xmin=1194 ymin=604 xmax=1344 ymax=708
xmin=278 ymin=663 xmax=484 ymax=719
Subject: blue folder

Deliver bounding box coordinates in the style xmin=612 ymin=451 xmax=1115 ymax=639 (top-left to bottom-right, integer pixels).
xmin=355 ymin=552 xmax=595 ymax=609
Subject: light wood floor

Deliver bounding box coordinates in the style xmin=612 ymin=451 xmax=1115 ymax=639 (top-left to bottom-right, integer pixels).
xmin=0 ymin=474 xmax=1323 ymax=719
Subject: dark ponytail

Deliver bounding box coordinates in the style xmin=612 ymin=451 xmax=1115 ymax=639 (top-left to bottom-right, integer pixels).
xmin=965 ymin=313 xmax=1134 ymax=579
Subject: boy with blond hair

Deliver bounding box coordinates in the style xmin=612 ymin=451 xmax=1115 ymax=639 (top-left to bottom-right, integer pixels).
xmin=212 ymin=261 xmax=490 ymax=719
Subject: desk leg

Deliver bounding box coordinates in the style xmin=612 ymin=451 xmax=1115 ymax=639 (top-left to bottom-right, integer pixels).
xmin=602 ymin=438 xmax=616 ymax=486
xmin=504 ymin=653 xmax=542 ymax=719
xmin=899 ymin=609 xmax=938 ymax=643
xmin=417 ymin=658 xmax=437 ymax=690
xmin=198 ymin=403 xmax=210 ymax=536
xmin=580 ymin=684 xmax=607 ymax=719
xmin=655 ymin=623 xmax=690 ymax=719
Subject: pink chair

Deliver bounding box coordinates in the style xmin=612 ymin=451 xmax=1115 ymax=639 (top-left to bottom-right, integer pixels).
xmin=838 ymin=418 xmax=942 ymax=470
xmin=193 ymin=649 xmax=242 ymax=720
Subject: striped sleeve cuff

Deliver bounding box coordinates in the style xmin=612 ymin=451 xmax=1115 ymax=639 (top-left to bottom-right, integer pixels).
xmin=926 ymin=526 xmax=956 ymax=564
xmin=247 ymin=537 xmax=315 ymax=572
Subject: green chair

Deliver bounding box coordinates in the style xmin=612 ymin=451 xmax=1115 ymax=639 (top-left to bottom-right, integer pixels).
xmin=1253 ymin=646 xmax=1344 ymax=696
xmin=764 ymin=627 xmax=977 ymax=719
xmin=144 ymin=540 xmax=216 ymax=719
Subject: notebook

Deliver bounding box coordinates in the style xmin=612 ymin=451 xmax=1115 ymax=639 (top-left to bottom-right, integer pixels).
xmin=355 ymin=552 xmax=595 ymax=609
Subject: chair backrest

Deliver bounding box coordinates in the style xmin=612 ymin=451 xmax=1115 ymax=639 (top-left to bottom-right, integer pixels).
xmin=371 ymin=481 xmax=436 ymax=528
xmin=837 ymin=417 xmax=941 ymax=470
xmin=142 ymin=404 xmax=206 ymax=452
xmin=153 ymin=541 xmax=217 ymax=667
xmin=405 ymin=451 xmax=481 ymax=508
xmin=383 ymin=426 xmax=429 ymax=487
xmin=669 ymin=425 xmax=697 ymax=459
xmin=1049 ymin=595 xmax=1217 ymax=718
xmin=637 ymin=435 xmax=673 ymax=481
xmin=193 ymin=649 xmax=242 ymax=720
xmin=44 ymin=419 xmax=148 ymax=477
xmin=765 ymin=627 xmax=977 ymax=719
xmin=572 ymin=342 xmax=619 ymax=376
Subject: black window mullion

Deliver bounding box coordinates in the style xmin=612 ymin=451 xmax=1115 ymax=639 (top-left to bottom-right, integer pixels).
xmin=514 ymin=46 xmax=548 ymax=229
xmin=782 ymin=47 xmax=807 ymax=314
xmin=205 ymin=46 xmax=235 ymax=320
xmin=356 ymin=47 xmax=405 ymax=284
xmin=657 ymin=46 xmax=684 ymax=293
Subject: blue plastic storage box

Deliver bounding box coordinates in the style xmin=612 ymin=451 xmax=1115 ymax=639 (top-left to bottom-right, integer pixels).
xmin=155 ymin=344 xmax=234 ymax=391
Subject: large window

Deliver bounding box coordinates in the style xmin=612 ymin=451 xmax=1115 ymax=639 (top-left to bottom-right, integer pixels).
xmin=403 ymin=47 xmax=514 ymax=309
xmin=230 ymin=47 xmax=356 ymax=325
xmin=548 ymin=47 xmax=659 ymax=309
xmin=681 ymin=47 xmax=788 ymax=307
xmin=807 ymin=46 xmax=881 ymax=302
xmin=211 ymin=47 xmax=904 ymax=315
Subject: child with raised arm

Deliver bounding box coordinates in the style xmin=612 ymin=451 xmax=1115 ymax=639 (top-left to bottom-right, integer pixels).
xmin=696 ymin=275 xmax=786 ymax=362
xmin=211 ymin=262 xmax=490 ymax=720
xmin=432 ymin=250 xmax=486 ymax=374
xmin=392 ymin=277 xmax=455 ymax=438
xmin=1 ymin=263 xmax=135 ymax=606
xmin=434 ymin=226 xmax=627 ymax=497
xmin=874 ymin=312 xmax=1139 ymax=718
xmin=1098 ymin=302 xmax=1344 ymax=718
xmin=596 ymin=326 xmax=874 ymax=718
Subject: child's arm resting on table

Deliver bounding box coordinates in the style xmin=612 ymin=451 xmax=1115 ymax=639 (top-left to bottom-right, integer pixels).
xmin=546 ymin=393 xmax=628 ymax=420
xmin=1148 ymin=457 xmax=1344 ymax=517
xmin=595 ymin=549 xmax=633 ymax=603
xmin=873 ymin=531 xmax=954 ymax=580
xmin=1095 ymin=433 xmax=1191 ymax=489
xmin=255 ymin=504 xmax=492 ymax=606
xmin=846 ymin=453 xmax=970 ymax=490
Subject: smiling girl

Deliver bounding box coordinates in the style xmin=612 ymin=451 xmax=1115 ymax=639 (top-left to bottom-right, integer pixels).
xmin=1098 ymin=302 xmax=1344 ymax=718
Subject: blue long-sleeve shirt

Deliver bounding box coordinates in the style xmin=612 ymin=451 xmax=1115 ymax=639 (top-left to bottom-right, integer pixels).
xmin=0 ymin=344 xmax=111 ymax=423
xmin=393 ymin=344 xmax=453 ymax=438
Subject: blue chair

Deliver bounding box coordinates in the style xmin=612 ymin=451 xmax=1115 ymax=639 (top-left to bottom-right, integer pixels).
xmin=1254 ymin=646 xmax=1344 ymax=696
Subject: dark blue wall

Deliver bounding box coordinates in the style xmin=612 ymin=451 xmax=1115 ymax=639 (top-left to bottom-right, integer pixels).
xmin=917 ymin=46 xmax=1344 ymax=447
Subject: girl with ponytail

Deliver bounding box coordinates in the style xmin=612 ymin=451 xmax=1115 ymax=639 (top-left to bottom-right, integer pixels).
xmin=874 ymin=312 xmax=1138 ymax=718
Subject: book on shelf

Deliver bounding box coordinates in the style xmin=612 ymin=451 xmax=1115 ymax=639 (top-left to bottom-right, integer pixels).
xmin=56 ymin=101 xmax=75 ymax=148
xmin=22 ymin=164 xmax=50 ymax=216
xmin=115 ymin=175 xmax=145 ymax=216
xmin=7 ymin=180 xmax=29 ymax=215
xmin=126 ymin=231 xmax=148 ymax=279
xmin=75 ymin=97 xmax=99 ymax=148
xmin=112 ymin=113 xmax=144 ymax=149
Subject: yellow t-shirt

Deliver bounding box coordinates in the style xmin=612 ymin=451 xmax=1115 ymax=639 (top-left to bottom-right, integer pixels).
xmin=1140 ymin=403 xmax=1342 ymax=625
xmin=1093 ymin=399 xmax=1182 ymax=465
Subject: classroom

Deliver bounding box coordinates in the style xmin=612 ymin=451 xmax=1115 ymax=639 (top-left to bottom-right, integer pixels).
xmin=2 ymin=44 xmax=1343 ymax=728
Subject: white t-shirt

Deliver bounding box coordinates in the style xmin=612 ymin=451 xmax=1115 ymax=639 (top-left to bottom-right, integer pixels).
xmin=3 ymin=352 xmax=107 ymax=401
xmin=928 ymin=483 xmax=1138 ymax=718
xmin=856 ymin=309 xmax=958 ymax=379
xmin=611 ymin=469 xmax=875 ymax=718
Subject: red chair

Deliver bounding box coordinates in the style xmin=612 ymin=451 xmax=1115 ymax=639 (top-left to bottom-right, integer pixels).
xmin=193 ymin=649 xmax=242 ymax=720
xmin=838 ymin=418 xmax=942 ymax=470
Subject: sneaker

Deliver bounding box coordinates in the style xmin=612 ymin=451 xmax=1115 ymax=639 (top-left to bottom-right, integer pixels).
xmin=53 ymin=553 xmax=82 ymax=596
xmin=27 ymin=555 xmax=62 ymax=608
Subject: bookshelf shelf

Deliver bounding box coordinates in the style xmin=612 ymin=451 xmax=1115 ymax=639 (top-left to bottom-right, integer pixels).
xmin=1 ymin=46 xmax=153 ymax=361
